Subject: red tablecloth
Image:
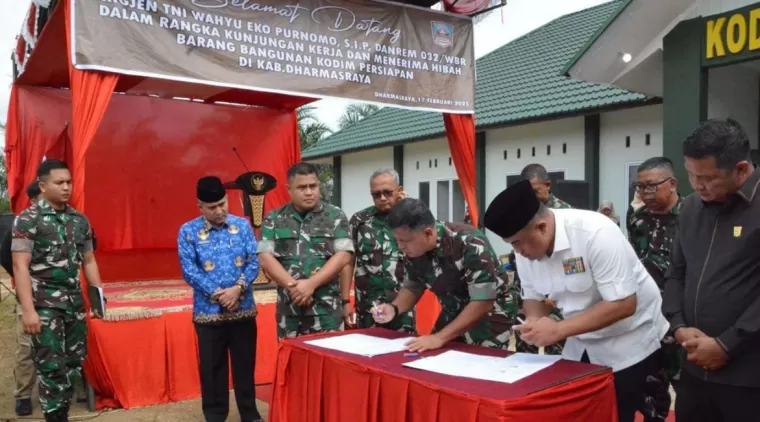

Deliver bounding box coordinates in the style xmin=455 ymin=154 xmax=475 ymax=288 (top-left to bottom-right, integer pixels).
xmin=270 ymin=328 xmax=618 ymax=422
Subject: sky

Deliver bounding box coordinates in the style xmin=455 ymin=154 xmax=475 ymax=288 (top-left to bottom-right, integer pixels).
xmin=0 ymin=0 xmax=610 ymax=134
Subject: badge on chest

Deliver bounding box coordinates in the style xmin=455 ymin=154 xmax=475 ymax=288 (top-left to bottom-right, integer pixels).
xmin=562 ymin=257 xmax=586 ymax=275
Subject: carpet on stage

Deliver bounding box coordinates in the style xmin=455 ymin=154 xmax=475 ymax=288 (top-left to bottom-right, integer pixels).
xmin=103 ymin=280 xmax=277 ymax=321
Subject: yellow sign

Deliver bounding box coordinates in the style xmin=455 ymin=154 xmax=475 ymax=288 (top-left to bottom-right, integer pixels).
xmin=734 ymin=226 xmax=743 ymax=237
xmin=706 ymin=7 xmax=760 ymax=59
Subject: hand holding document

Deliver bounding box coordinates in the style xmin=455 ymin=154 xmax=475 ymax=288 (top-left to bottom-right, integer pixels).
xmin=304 ymin=333 xmax=415 ymax=357
xmin=403 ymin=351 xmax=562 ymax=384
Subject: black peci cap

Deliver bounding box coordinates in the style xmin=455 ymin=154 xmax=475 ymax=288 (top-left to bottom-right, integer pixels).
xmin=484 ymin=180 xmax=540 ymax=238
xmin=196 ymin=176 xmax=226 ymax=203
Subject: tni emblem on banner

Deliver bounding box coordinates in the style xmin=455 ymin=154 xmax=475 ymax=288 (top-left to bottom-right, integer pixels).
xmin=431 ymin=21 xmax=454 ymax=47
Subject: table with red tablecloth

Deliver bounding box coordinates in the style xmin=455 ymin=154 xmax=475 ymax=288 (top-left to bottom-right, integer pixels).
xmin=83 ymin=283 xmax=443 ymax=409
xmin=270 ymin=328 xmax=618 ymax=422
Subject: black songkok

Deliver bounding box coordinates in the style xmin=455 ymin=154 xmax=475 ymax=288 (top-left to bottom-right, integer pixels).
xmin=484 ymin=180 xmax=541 ymax=238
xmin=196 ymin=176 xmax=226 ymax=203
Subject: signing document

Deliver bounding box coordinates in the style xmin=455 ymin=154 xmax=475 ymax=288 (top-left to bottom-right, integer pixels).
xmin=404 ymin=351 xmax=562 ymax=383
xmin=304 ymin=333 xmax=415 ymax=357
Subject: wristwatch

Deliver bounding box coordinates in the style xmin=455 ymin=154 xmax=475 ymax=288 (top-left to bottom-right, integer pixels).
xmin=390 ymin=303 xmax=400 ymax=319
xmin=341 ymin=297 xmax=351 ymax=306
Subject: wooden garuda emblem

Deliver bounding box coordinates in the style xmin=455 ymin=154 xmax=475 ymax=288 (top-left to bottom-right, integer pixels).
xmin=224 ymin=171 xmax=277 ymax=286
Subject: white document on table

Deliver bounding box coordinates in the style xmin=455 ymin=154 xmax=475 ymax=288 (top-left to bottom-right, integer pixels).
xmin=304 ymin=333 xmax=414 ymax=357
xmin=403 ymin=351 xmax=562 ymax=384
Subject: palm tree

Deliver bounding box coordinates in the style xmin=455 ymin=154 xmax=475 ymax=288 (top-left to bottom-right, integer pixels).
xmin=337 ymin=103 xmax=380 ymax=130
xmin=297 ymin=105 xmax=332 ymax=150
xmin=295 ymin=105 xmax=334 ymax=201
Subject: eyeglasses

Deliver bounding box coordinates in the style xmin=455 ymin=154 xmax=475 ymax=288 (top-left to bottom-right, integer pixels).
xmin=371 ymin=188 xmax=397 ymax=199
xmin=632 ymin=178 xmax=672 ymax=193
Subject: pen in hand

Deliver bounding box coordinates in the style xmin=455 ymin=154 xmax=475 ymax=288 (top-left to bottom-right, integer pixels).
xmin=372 ymin=301 xmax=384 ymax=322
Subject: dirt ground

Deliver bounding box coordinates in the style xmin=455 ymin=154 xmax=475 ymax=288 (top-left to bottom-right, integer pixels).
xmin=0 ymin=281 xmax=269 ymax=422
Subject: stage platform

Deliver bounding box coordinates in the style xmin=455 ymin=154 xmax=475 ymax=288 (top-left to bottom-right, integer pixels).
xmin=86 ymin=279 xmax=441 ymax=410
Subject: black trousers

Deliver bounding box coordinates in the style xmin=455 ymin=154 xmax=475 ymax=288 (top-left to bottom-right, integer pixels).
xmin=194 ymin=318 xmax=260 ymax=422
xmin=675 ymin=370 xmax=759 ymax=422
xmin=582 ymin=349 xmax=661 ymax=422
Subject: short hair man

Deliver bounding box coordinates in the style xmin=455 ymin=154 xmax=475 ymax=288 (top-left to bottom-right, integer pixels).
xmin=8 ymin=181 xmax=42 ymax=417
xmin=341 ymin=169 xmax=415 ymax=333
xmin=664 ymin=118 xmax=760 ymax=421
xmin=628 ymin=156 xmax=682 ymax=421
xmin=372 ymin=198 xmax=516 ymax=352
xmin=484 ymin=180 xmax=668 ymax=422
xmin=177 ymin=176 xmax=263 ymax=422
xmin=257 ymin=162 xmax=354 ymax=339
xmin=12 ymin=160 xmax=104 ymax=422
xmin=520 ymin=163 xmax=571 ymax=209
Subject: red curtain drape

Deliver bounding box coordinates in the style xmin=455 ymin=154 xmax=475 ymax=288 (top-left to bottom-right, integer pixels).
xmin=444 ymin=113 xmax=480 ymax=227
xmin=64 ymin=0 xmax=119 ymax=211
xmin=5 ymin=85 xmax=24 ymax=213
xmin=45 ymin=123 xmax=73 ymax=165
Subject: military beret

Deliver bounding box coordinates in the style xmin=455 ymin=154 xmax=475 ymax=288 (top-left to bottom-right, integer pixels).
xmin=197 ymin=176 xmax=226 ymax=203
xmin=484 ymin=180 xmax=540 ymax=238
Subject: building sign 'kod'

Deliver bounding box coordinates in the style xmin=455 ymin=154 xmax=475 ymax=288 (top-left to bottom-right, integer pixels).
xmin=72 ymin=0 xmax=475 ymax=113
xmin=704 ymin=4 xmax=760 ymax=65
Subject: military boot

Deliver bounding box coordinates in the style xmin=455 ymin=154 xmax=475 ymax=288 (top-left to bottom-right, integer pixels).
xmin=44 ymin=409 xmax=64 ymax=422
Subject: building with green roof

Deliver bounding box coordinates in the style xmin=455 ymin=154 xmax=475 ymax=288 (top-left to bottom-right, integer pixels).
xmin=305 ymin=0 xmax=670 ymax=254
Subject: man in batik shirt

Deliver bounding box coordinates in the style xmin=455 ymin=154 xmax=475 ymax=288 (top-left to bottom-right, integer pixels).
xmin=178 ymin=175 xmax=262 ymax=422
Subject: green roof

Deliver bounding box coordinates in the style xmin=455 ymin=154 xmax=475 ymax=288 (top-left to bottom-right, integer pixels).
xmin=303 ymin=0 xmax=648 ymax=159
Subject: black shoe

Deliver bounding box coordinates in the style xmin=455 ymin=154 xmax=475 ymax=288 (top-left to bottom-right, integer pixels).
xmin=44 ymin=410 xmax=62 ymax=422
xmin=15 ymin=398 xmax=33 ymax=416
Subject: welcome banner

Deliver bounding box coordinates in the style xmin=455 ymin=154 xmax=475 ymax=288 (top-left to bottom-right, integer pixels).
xmin=72 ymin=0 xmax=476 ymax=113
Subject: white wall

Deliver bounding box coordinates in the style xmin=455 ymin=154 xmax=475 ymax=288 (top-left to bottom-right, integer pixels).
xmin=708 ymin=65 xmax=760 ymax=149
xmin=698 ymin=0 xmax=758 ymax=15
xmin=403 ymin=137 xmax=459 ymax=220
xmin=484 ymin=117 xmax=586 ymax=254
xmin=339 ymin=147 xmax=394 ymax=218
xmin=599 ymin=104 xmax=664 ymax=230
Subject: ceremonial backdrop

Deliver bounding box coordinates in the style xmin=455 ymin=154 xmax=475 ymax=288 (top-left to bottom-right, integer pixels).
xmin=72 ymin=0 xmax=475 ymax=113
xmin=9 ymin=86 xmax=299 ymax=282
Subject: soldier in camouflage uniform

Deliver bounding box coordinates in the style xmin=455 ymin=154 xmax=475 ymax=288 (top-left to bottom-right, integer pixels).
xmin=372 ymin=198 xmax=516 ymax=352
xmin=627 ymin=157 xmax=683 ymax=422
xmin=342 ymin=169 xmax=415 ymax=333
xmin=257 ymin=163 xmax=354 ymax=340
xmin=11 ymin=160 xmax=104 ymax=422
xmin=508 ymin=163 xmax=571 ymax=355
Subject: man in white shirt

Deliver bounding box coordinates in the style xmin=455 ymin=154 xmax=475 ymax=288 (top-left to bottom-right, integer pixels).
xmin=483 ymin=180 xmax=669 ymax=422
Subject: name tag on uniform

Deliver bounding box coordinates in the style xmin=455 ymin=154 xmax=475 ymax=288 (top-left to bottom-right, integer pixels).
xmin=562 ymin=257 xmax=586 ymax=275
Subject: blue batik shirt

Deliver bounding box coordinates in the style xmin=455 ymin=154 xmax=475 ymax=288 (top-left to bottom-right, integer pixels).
xmin=177 ymin=214 xmax=259 ymax=324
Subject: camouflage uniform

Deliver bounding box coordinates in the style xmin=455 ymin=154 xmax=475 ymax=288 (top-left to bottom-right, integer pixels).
xmin=545 ymin=194 xmax=571 ymax=210
xmin=350 ymin=206 xmax=415 ymax=334
xmin=258 ymin=202 xmax=354 ymax=339
xmin=511 ymin=193 xmax=571 ymax=355
xmin=11 ymin=200 xmax=93 ymax=416
xmin=628 ymin=198 xmax=683 ymax=421
xmin=402 ymin=222 xmax=516 ymax=349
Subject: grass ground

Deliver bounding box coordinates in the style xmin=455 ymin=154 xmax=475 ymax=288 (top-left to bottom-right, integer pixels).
xmin=0 ymin=280 xmax=269 ymax=422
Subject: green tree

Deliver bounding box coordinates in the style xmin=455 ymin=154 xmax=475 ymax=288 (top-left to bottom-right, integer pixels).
xmin=296 ymin=105 xmax=334 ymax=202
xmin=337 ymin=103 xmax=380 ymax=130
xmin=297 ymin=105 xmax=332 ymax=150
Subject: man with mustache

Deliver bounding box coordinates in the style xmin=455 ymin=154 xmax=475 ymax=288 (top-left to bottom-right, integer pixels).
xmin=627 ymin=156 xmax=682 ymax=422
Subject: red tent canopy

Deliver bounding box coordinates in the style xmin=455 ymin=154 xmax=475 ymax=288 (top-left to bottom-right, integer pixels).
xmin=4 ymin=0 xmax=481 ymax=409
